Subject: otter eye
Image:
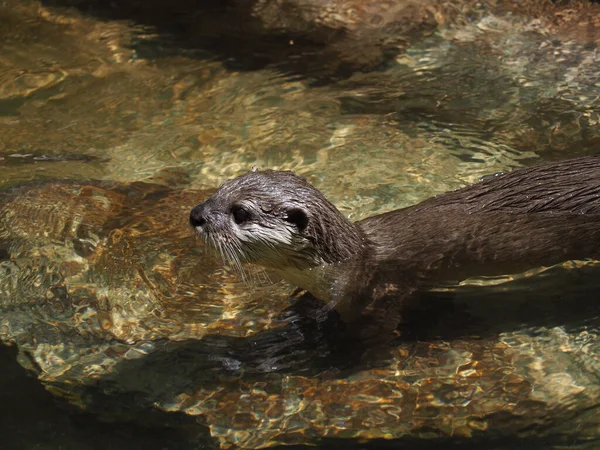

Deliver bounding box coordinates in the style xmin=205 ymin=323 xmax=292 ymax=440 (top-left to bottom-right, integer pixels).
xmin=232 ymin=205 xmax=251 ymax=224
xmin=284 ymin=208 xmax=308 ymax=231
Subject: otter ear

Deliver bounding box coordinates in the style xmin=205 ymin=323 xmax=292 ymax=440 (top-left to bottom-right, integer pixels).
xmin=284 ymin=207 xmax=309 ymax=232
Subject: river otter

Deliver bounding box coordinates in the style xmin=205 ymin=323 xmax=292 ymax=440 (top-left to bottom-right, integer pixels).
xmin=190 ymin=156 xmax=600 ymax=325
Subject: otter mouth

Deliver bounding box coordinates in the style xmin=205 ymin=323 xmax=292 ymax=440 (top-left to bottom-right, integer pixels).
xmin=192 ymin=223 xmax=249 ymax=273
xmin=190 ymin=202 xmax=244 ymax=269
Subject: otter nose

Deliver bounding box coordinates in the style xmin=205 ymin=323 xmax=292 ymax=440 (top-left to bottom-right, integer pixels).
xmin=190 ymin=203 xmax=207 ymax=228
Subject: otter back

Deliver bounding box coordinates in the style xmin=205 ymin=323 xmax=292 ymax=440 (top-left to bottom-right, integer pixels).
xmin=359 ymin=155 xmax=600 ymax=281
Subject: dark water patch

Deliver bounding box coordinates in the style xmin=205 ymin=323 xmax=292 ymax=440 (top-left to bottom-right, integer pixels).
xmin=0 ymin=97 xmax=28 ymax=117
xmin=271 ymin=434 xmax=600 ymax=450
xmin=0 ymin=246 xmax=9 ymax=261
xmin=40 ymin=0 xmax=442 ymax=80
xmin=0 ymin=344 xmax=212 ymax=450
xmin=40 ymin=0 xmax=356 ymax=78
xmin=401 ymin=271 xmax=600 ymax=342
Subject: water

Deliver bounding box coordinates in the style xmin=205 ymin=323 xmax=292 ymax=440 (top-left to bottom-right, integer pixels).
xmin=1 ymin=0 xmax=600 ymax=448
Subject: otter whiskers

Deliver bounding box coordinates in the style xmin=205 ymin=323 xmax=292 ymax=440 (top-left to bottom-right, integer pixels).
xmin=199 ymin=228 xmax=272 ymax=286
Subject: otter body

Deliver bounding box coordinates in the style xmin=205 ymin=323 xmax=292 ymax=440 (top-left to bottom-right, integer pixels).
xmin=361 ymin=156 xmax=600 ymax=280
xmin=190 ymin=156 xmax=600 ymax=319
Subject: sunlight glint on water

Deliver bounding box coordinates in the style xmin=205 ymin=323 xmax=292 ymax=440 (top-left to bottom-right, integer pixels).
xmin=1 ymin=0 xmax=600 ymax=448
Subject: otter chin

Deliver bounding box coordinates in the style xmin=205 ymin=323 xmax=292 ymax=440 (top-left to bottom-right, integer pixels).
xmin=190 ymin=156 xmax=600 ymax=322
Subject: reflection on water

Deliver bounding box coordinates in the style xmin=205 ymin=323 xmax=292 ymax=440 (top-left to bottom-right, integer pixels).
xmin=2 ymin=0 xmax=600 ymax=448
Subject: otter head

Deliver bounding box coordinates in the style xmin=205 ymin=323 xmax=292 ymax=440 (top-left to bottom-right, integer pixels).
xmin=190 ymin=170 xmax=367 ymax=272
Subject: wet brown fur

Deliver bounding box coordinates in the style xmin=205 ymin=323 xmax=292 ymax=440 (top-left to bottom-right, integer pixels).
xmin=362 ymin=155 xmax=600 ymax=281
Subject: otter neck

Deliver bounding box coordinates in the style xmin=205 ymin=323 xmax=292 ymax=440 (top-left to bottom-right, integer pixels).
xmin=275 ymin=222 xmax=372 ymax=303
xmin=311 ymin=211 xmax=370 ymax=266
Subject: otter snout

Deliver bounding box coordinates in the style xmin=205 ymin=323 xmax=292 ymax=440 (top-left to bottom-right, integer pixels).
xmin=190 ymin=203 xmax=208 ymax=228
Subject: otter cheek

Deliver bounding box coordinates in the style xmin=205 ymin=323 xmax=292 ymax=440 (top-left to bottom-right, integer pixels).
xmin=263 ymin=226 xmax=294 ymax=247
xmin=238 ymin=225 xmax=285 ymax=262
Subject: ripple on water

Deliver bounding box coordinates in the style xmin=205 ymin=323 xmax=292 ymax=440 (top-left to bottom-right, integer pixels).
xmin=2 ymin=0 xmax=600 ymax=448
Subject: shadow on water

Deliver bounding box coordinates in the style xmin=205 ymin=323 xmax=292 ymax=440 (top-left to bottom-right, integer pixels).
xmin=0 ymin=345 xmax=213 ymax=450
xmin=84 ymin=266 xmax=600 ymax=409
xmin=40 ymin=0 xmax=415 ymax=80
xmin=4 ymin=337 xmax=597 ymax=450
xmin=6 ymin=323 xmax=593 ymax=450
xmin=271 ymin=436 xmax=597 ymax=450
xmin=32 ymin=265 xmax=594 ymax=449
xmin=37 ymin=0 xmax=600 ymax=85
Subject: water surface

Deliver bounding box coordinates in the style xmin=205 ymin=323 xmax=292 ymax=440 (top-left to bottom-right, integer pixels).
xmin=2 ymin=0 xmax=600 ymax=448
